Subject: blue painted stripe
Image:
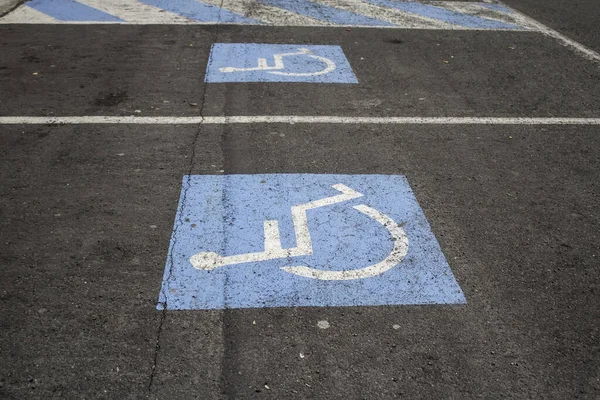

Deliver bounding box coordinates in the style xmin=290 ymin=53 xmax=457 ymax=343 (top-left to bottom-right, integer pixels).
xmin=363 ymin=0 xmax=520 ymax=29
xmin=258 ymin=0 xmax=395 ymax=27
xmin=27 ymin=0 xmax=123 ymax=21
xmin=139 ymin=0 xmax=261 ymax=24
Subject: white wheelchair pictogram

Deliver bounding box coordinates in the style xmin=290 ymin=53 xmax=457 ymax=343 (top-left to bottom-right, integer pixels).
xmin=189 ymin=184 xmax=409 ymax=281
xmin=218 ymin=47 xmax=337 ymax=77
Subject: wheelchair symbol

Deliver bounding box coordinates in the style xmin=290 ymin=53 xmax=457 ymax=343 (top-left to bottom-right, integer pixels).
xmin=218 ymin=47 xmax=337 ymax=77
xmin=189 ymin=184 xmax=409 ymax=281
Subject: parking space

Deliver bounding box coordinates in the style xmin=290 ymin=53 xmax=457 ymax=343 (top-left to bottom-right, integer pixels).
xmin=1 ymin=0 xmax=599 ymax=398
xmin=2 ymin=25 xmax=600 ymax=118
xmin=2 ymin=122 xmax=599 ymax=397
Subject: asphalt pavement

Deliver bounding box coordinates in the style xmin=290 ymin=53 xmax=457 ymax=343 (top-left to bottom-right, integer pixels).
xmin=1 ymin=1 xmax=599 ymax=399
xmin=504 ymin=0 xmax=600 ymax=53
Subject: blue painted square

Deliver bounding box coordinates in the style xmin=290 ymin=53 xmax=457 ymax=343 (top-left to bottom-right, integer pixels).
xmin=205 ymin=43 xmax=358 ymax=83
xmin=158 ymin=174 xmax=466 ymax=310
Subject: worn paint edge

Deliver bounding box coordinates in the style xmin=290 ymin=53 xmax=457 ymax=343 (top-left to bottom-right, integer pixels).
xmin=0 ymin=0 xmax=24 ymax=16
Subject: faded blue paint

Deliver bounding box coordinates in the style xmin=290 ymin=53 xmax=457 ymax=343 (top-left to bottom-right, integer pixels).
xmin=139 ymin=0 xmax=261 ymax=24
xmin=27 ymin=0 xmax=123 ymax=21
xmin=157 ymin=174 xmax=466 ymax=310
xmin=205 ymin=43 xmax=358 ymax=83
xmin=258 ymin=0 xmax=394 ymax=26
xmin=16 ymin=0 xmax=526 ymax=30
xmin=363 ymin=0 xmax=520 ymax=29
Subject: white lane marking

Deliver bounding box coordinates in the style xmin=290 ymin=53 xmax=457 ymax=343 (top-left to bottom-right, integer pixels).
xmin=497 ymin=1 xmax=600 ymax=63
xmin=3 ymin=116 xmax=600 ymax=125
xmin=313 ymin=0 xmax=456 ymax=30
xmin=281 ymin=204 xmax=409 ymax=281
xmin=75 ymin=0 xmax=195 ymax=24
xmin=0 ymin=5 xmax=58 ymax=23
xmin=438 ymin=2 xmax=530 ymax=28
xmin=189 ymin=184 xmax=363 ymax=270
xmin=201 ymin=0 xmax=329 ymax=26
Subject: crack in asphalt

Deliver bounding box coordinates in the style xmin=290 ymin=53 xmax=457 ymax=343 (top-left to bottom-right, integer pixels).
xmin=211 ymin=2 xmax=236 ymax=398
xmin=146 ymin=25 xmax=214 ymax=394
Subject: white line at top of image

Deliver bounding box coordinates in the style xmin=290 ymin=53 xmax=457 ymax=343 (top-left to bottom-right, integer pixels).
xmin=2 ymin=116 xmax=600 ymax=125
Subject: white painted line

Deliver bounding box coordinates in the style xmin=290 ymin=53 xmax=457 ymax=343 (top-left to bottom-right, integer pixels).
xmin=0 ymin=5 xmax=57 ymax=23
xmin=282 ymin=202 xmax=409 ymax=281
xmin=438 ymin=2 xmax=530 ymax=28
xmin=498 ymin=1 xmax=600 ymax=63
xmin=75 ymin=0 xmax=195 ymax=24
xmin=0 ymin=116 xmax=204 ymax=124
xmin=202 ymin=0 xmax=329 ymax=27
xmin=313 ymin=0 xmax=456 ymax=30
xmin=2 ymin=116 xmax=600 ymax=125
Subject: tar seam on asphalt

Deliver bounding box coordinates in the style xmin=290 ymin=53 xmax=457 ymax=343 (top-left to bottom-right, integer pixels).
xmin=212 ymin=3 xmax=239 ymax=398
xmin=146 ymin=15 xmax=218 ymax=393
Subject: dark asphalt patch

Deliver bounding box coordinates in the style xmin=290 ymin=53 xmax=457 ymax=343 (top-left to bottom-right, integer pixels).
xmin=2 ymin=123 xmax=599 ymax=397
xmin=0 ymin=25 xmax=211 ymax=117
